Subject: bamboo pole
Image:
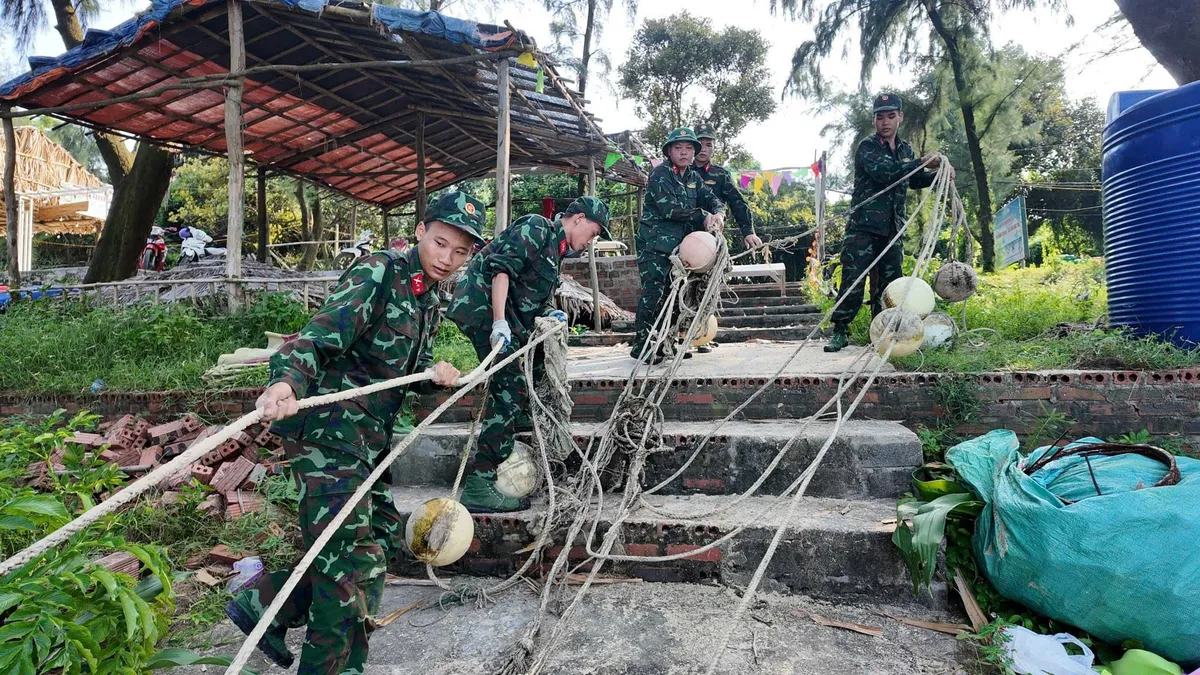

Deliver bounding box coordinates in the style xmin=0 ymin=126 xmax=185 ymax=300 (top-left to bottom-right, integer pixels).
xmin=587 ymin=156 xmax=601 ymax=331
xmin=416 ymin=112 xmax=427 ymax=224
xmin=381 ymin=207 xmax=389 ymax=244
xmin=256 ymin=165 xmax=267 ymax=263
xmin=225 ymin=0 xmax=246 ymax=302
xmin=631 ymin=187 xmax=643 ymax=257
xmin=2 ymin=112 xmax=18 ymax=287
xmin=494 ymin=59 xmax=512 ymax=234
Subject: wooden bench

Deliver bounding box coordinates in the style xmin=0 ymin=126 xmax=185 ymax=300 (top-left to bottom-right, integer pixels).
xmin=729 ymin=262 xmax=788 ymax=295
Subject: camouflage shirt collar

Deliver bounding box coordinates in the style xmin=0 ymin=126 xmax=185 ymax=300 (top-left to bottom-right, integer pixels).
xmin=553 ymin=216 xmax=568 ymax=258
xmin=403 ymin=246 xmax=433 ymax=297
xmin=694 ymin=161 xmax=712 ymax=172
xmin=875 ymin=134 xmax=908 ymax=153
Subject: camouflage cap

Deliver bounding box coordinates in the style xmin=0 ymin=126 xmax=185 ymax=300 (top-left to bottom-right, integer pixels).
xmin=872 ymin=93 xmax=902 ymax=114
xmin=565 ymin=195 xmax=612 ymax=240
xmin=662 ymin=127 xmax=702 ymax=156
xmin=694 ymin=123 xmax=717 ymax=140
xmin=423 ymin=191 xmax=486 ymax=243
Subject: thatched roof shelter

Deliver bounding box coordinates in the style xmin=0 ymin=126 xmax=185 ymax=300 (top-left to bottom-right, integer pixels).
xmin=0 ymin=126 xmax=110 ymax=235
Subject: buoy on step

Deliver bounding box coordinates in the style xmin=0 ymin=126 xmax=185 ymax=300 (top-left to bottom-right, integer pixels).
xmin=870 ymin=308 xmax=925 ymax=358
xmin=933 ymin=262 xmax=978 ymax=302
xmin=496 ymin=440 xmax=541 ymax=499
xmin=921 ymin=312 xmax=957 ymax=349
xmin=404 ymin=498 xmax=474 ymax=567
xmin=882 ymin=277 xmax=936 ymax=318
xmin=679 ymin=231 xmax=718 ymax=274
xmin=690 ymin=315 xmax=719 ymax=347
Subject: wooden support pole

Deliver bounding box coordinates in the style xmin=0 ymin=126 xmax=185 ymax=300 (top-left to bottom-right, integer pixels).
xmin=225 ymin=0 xmax=246 ymax=291
xmin=3 ymin=112 xmax=18 ymax=287
xmin=416 ymin=112 xmax=427 ymax=223
xmin=494 ymin=58 xmax=512 ymax=234
xmin=587 ymin=156 xmax=601 ymax=331
xmin=813 ymin=150 xmax=827 ymax=279
xmin=631 ymin=187 xmax=643 ymax=257
xmin=256 ymin=165 xmax=267 ymax=263
xmin=381 ymin=207 xmax=389 ymax=244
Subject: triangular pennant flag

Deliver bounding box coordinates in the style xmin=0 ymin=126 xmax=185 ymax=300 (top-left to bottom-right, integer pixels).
xmin=632 ymin=155 xmax=645 ymax=167
xmin=768 ymin=172 xmax=783 ymax=195
xmin=739 ymin=174 xmax=753 ymax=190
xmin=753 ymin=176 xmax=766 ymax=193
xmin=810 ymin=160 xmax=822 ymax=177
xmin=517 ymin=52 xmax=537 ymax=68
xmin=535 ymin=67 xmax=545 ymax=93
xmin=650 ymin=158 xmax=663 ymax=168
xmin=604 ymin=151 xmax=621 ymax=169
xmin=782 ymin=170 xmax=793 ymax=185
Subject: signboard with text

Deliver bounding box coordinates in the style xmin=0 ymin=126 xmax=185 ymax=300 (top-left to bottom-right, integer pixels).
xmin=994 ymin=196 xmax=1028 ymax=267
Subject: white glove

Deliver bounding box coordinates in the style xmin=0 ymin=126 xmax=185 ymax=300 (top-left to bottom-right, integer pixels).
xmin=490 ymin=320 xmax=512 ymax=350
xmin=547 ymin=310 xmax=568 ymax=324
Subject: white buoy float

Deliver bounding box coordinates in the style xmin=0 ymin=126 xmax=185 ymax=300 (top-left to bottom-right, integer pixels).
xmin=679 ymin=231 xmax=718 ymax=274
xmin=870 ymin=308 xmax=925 ymax=358
xmin=690 ymin=315 xmax=719 ymax=347
xmin=495 ymin=440 xmax=541 ymax=499
xmin=882 ymin=277 xmax=937 ymax=318
xmin=404 ymin=498 xmax=474 ymax=567
xmin=921 ymin=312 xmax=957 ymax=349
xmin=933 ymin=262 xmax=978 ymax=302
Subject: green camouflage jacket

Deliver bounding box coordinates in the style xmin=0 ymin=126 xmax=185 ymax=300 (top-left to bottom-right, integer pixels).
xmin=847 ymin=135 xmax=936 ymax=236
xmin=267 ymin=248 xmax=441 ymax=461
xmin=694 ymin=162 xmax=754 ymax=239
xmin=446 ymin=214 xmax=566 ymax=345
xmin=638 ymin=163 xmax=724 ymax=255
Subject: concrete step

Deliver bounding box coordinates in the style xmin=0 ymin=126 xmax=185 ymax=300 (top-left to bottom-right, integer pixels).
xmin=387 ymin=487 xmax=931 ymax=606
xmin=723 ymin=281 xmax=808 ymax=298
xmin=200 ymin=581 xmax=969 ymax=675
xmin=718 ymin=303 xmax=821 ymax=317
xmin=719 ymin=294 xmax=812 ymax=307
xmin=610 ymin=313 xmax=821 ymax=332
xmin=569 ymin=324 xmax=819 ymax=348
xmin=392 ymin=420 xmax=921 ymax=500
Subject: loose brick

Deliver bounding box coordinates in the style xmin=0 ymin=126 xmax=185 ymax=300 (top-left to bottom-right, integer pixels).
xmin=139 ymin=446 xmax=163 ymax=467
xmin=242 ymin=464 xmax=269 ymax=489
xmin=197 ymin=494 xmax=224 ymax=518
xmin=225 ymin=490 xmax=264 ymax=520
xmin=208 ymin=544 xmax=246 ymax=565
xmin=69 ymin=432 xmax=106 ymax=448
xmin=190 ymin=463 xmax=214 ymax=485
xmin=665 ymin=544 xmax=721 ymax=562
xmin=94 ymin=551 xmax=141 ymax=577
xmin=158 ymin=491 xmax=182 ymax=507
xmin=210 ymin=457 xmax=256 ymax=494
xmin=254 ymin=429 xmax=281 ymax=449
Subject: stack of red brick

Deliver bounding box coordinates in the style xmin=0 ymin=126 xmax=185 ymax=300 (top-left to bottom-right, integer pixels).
xmin=64 ymin=413 xmax=286 ymax=521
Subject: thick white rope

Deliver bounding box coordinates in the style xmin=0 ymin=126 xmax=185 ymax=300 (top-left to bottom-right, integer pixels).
xmin=223 ymin=324 xmax=566 ymax=674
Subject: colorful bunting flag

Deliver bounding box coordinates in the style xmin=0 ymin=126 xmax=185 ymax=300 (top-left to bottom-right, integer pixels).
xmin=517 ymin=52 xmax=537 ymax=68
xmin=650 ymin=158 xmax=663 ymax=168
xmin=535 ymin=67 xmax=545 ymax=93
xmin=782 ymin=170 xmax=793 ymax=185
xmin=632 ymin=156 xmax=645 ymax=167
xmin=767 ymin=172 xmax=783 ymax=195
xmin=753 ymin=176 xmax=765 ymax=193
xmin=604 ymin=152 xmax=621 ymax=169
xmin=810 ymin=160 xmax=822 ymax=177
xmin=739 ymin=174 xmax=753 ymax=190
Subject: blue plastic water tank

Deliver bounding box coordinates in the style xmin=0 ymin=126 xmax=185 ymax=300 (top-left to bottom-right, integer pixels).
xmin=1103 ymin=84 xmax=1200 ymax=345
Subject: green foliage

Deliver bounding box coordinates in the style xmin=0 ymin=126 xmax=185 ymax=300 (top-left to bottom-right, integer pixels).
xmin=893 ymin=491 xmax=982 ymax=594
xmin=432 ymin=320 xmax=480 ymax=373
xmin=0 ymin=293 xmax=311 ymax=393
xmin=617 ymin=12 xmax=776 ymax=157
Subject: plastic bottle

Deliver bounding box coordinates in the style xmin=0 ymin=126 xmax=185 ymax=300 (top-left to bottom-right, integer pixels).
xmin=227 ymin=556 xmax=264 ymax=594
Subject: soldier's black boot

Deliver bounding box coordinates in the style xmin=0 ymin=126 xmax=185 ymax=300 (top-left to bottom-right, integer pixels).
xmin=824 ymin=325 xmax=850 ymax=353
xmin=225 ymin=599 xmax=294 ymax=668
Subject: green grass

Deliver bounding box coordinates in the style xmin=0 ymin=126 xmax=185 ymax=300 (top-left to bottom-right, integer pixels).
xmin=821 ymin=258 xmax=1200 ymax=372
xmin=0 ymin=293 xmax=480 ymax=394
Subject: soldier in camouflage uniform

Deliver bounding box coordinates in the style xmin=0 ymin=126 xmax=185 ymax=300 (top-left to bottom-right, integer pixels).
xmin=225 ymin=192 xmax=486 ymax=673
xmin=825 ymin=93 xmax=948 ymax=352
xmin=633 ymin=127 xmax=725 ymax=364
xmin=692 ymin=123 xmax=761 ymax=353
xmin=446 ymin=196 xmax=611 ymax=512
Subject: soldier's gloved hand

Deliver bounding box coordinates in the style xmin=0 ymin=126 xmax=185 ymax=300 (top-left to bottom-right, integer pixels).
xmin=257 ymin=382 xmax=299 ymax=422
xmin=547 ymin=310 xmax=568 ymax=325
xmin=429 ymin=361 xmax=461 ymax=387
xmin=490 ymin=319 xmax=512 ymax=351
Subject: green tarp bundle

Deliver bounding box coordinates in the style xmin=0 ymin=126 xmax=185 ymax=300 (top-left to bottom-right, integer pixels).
xmin=947 ymin=430 xmax=1200 ymax=665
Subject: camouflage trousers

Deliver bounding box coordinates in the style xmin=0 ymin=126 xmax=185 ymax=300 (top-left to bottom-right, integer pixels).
xmin=232 ymin=438 xmax=403 ymax=675
xmin=830 ymin=230 xmax=904 ymax=327
xmin=633 ymin=248 xmax=676 ymax=354
xmin=468 ymin=329 xmax=544 ymax=473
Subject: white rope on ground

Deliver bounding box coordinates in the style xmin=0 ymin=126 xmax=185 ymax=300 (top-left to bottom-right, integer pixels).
xmin=223 ymin=324 xmax=567 ymax=674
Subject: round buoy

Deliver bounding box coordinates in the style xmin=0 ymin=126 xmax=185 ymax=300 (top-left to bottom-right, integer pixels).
xmin=496 ymin=441 xmax=541 ymax=498
xmin=690 ymin=315 xmax=719 ymax=347
xmin=404 ymin=498 xmax=474 ymax=567
xmin=869 ymin=308 xmax=925 ymax=358
xmin=882 ymin=277 xmax=937 ymax=318
xmin=679 ymin=231 xmax=718 ymax=274
xmin=933 ymin=262 xmax=978 ymax=302
xmin=921 ymin=312 xmax=957 ymax=349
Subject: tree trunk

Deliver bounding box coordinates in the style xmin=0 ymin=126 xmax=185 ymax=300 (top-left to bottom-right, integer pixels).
xmin=925 ymin=2 xmax=995 ymax=271
xmin=4 ymin=117 xmax=19 ymax=286
xmin=574 ymin=0 xmax=598 ymax=198
xmin=298 ymin=184 xmax=325 ymax=271
xmin=1116 ymin=0 xmax=1200 ymax=85
xmin=82 ymin=143 xmax=173 ymax=282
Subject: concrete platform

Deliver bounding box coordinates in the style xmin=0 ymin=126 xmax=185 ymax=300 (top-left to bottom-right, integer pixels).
xmin=391 ymin=420 xmax=922 ymax=499
xmin=386 ymin=488 xmax=927 ymax=605
xmin=569 ymin=325 xmax=822 ymax=347
xmin=565 ymin=342 xmax=893 ymax=381
xmin=190 ymin=581 xmax=970 ymax=675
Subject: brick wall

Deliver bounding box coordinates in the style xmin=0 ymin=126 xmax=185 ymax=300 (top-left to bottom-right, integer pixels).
xmin=561 ymin=255 xmax=640 ymax=313
xmin=6 ymin=368 xmax=1200 ymax=449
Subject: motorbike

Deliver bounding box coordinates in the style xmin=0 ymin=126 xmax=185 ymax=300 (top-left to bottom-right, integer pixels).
xmin=335 ymin=231 xmax=376 ymax=269
xmin=139 ymin=226 xmax=168 ymax=272
xmin=178 ymin=227 xmax=227 ymax=266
